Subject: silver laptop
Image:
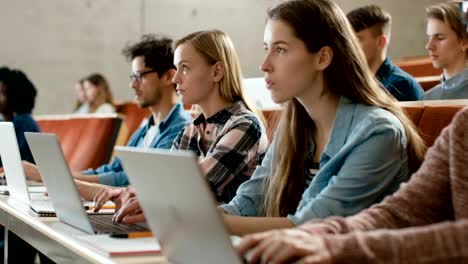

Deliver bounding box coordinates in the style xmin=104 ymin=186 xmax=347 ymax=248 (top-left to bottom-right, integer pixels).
xmin=116 ymin=146 xmax=242 ymax=264
xmin=0 ymin=122 xmax=53 ymax=215
xmin=25 ymin=132 xmax=149 ymax=234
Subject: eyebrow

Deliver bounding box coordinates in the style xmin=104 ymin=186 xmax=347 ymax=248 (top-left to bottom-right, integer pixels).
xmin=427 ymin=33 xmax=446 ymax=37
xmin=176 ymin=60 xmax=190 ymax=66
xmin=264 ymin=40 xmax=289 ymax=46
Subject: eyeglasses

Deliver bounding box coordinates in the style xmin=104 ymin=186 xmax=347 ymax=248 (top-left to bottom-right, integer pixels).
xmin=130 ymin=69 xmax=158 ymax=82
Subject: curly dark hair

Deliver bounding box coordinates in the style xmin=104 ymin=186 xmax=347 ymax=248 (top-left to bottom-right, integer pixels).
xmin=0 ymin=66 xmax=37 ymax=113
xmin=122 ymin=34 xmax=175 ymax=77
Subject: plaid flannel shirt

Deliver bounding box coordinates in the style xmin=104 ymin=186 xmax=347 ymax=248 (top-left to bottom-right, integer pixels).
xmin=172 ymin=100 xmax=268 ymax=203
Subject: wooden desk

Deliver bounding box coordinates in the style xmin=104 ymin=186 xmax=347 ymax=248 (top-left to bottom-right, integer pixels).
xmin=0 ymin=195 xmax=168 ymax=264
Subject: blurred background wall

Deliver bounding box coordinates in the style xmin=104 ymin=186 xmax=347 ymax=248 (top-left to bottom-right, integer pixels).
xmin=0 ymin=0 xmax=442 ymax=114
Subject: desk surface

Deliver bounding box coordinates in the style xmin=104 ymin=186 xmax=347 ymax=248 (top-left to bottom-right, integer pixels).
xmin=0 ymin=195 xmax=168 ymax=264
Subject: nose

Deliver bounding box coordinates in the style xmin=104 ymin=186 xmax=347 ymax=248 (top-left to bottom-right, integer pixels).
xmin=130 ymin=78 xmax=138 ymax=89
xmin=260 ymin=53 xmax=272 ymax=73
xmin=425 ymin=37 xmax=434 ymax=51
xmin=172 ymin=69 xmax=181 ymax=84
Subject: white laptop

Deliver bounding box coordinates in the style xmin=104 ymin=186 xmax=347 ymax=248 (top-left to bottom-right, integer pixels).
xmin=25 ymin=132 xmax=149 ymax=235
xmin=0 ymin=122 xmax=53 ymax=215
xmin=116 ymin=146 xmax=243 ymax=264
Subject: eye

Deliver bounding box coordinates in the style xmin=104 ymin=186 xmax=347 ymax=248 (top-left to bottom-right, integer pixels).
xmin=181 ymin=65 xmax=189 ymax=74
xmin=263 ymin=45 xmax=269 ymax=52
xmin=276 ymin=47 xmax=285 ymax=54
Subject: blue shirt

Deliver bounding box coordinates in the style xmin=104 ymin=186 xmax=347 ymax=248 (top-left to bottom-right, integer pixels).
xmin=376 ymin=57 xmax=423 ymax=101
xmin=221 ymin=97 xmax=410 ymax=225
xmin=82 ymin=103 xmax=190 ymax=186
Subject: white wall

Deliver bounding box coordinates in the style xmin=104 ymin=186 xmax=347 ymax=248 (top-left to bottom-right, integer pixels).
xmin=0 ymin=0 xmax=443 ymax=114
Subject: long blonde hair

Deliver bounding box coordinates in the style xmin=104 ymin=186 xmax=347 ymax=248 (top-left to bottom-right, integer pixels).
xmin=262 ymin=0 xmax=426 ymax=217
xmin=83 ymin=73 xmax=114 ymax=106
xmin=174 ymin=30 xmax=263 ymax=123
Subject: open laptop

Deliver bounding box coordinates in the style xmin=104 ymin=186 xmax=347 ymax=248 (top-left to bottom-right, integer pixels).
xmin=0 ymin=122 xmax=53 ymax=215
xmin=25 ymin=132 xmax=149 ymax=235
xmin=116 ymin=146 xmax=243 ymax=264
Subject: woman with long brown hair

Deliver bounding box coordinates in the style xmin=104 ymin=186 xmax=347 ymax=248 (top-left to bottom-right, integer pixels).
xmin=219 ymin=0 xmax=426 ymax=236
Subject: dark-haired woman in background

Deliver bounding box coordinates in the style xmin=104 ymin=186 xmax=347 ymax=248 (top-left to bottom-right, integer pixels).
xmin=0 ymin=67 xmax=54 ymax=264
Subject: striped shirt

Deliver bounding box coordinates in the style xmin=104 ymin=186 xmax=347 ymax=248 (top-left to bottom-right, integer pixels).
xmin=172 ymin=100 xmax=268 ymax=203
xmin=304 ymin=151 xmax=319 ymax=188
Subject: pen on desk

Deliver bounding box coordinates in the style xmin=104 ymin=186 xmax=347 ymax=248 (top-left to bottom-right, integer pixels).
xmin=110 ymin=232 xmax=153 ymax=239
xmin=83 ymin=205 xmax=115 ymax=210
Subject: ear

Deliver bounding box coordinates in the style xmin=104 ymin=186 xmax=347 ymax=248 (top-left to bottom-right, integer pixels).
xmin=162 ymin=69 xmax=176 ymax=85
xmin=460 ymin=38 xmax=468 ymax=54
xmin=316 ymin=46 xmax=333 ymax=71
xmin=212 ymin=61 xmax=225 ymax=83
xmin=377 ymin=34 xmax=388 ymax=49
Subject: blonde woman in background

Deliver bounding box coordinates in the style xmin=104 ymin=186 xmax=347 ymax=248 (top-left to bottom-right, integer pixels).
xmin=82 ymin=73 xmax=115 ymax=113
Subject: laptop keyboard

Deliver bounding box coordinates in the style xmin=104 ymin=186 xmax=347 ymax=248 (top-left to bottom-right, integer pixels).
xmin=89 ymin=214 xmax=149 ymax=234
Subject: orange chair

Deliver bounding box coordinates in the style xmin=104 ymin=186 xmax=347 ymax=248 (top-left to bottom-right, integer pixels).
xmin=417 ymin=105 xmax=462 ymax=147
xmin=394 ymin=55 xmax=442 ymax=77
xmin=262 ymin=102 xmax=467 ymax=150
xmin=262 ymin=109 xmax=281 ymax=143
xmin=35 ymin=114 xmax=122 ymax=171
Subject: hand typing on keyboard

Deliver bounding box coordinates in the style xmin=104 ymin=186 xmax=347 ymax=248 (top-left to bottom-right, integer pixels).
xmin=112 ymin=196 xmax=145 ymax=224
xmin=234 ymin=228 xmax=330 ymax=264
xmin=93 ymin=186 xmax=145 ymax=224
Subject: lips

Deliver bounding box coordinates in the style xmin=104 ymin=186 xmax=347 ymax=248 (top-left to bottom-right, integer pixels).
xmin=265 ymin=79 xmax=273 ymax=89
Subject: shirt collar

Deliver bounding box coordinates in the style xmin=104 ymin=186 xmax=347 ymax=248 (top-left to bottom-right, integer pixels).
xmin=321 ymin=96 xmax=355 ymax=158
xmin=193 ymin=100 xmax=245 ymax=126
xmin=375 ymin=57 xmax=392 ymax=81
xmin=146 ymin=102 xmax=184 ymax=131
xmin=441 ymin=68 xmax=468 ymax=90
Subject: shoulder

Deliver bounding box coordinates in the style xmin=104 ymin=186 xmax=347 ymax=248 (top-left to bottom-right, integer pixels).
xmin=389 ymin=66 xmax=421 ymax=89
xmin=226 ymin=108 xmax=263 ymax=137
xmin=350 ymin=104 xmax=404 ymax=138
xmin=96 ymin=103 xmax=116 ymax=113
xmin=450 ymin=107 xmax=468 ymax=134
xmin=12 ymin=113 xmax=40 ymax=132
xmin=423 ymin=84 xmax=442 ymax=99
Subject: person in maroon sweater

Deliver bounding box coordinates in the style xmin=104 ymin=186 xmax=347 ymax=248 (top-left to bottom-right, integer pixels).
xmin=236 ymin=2 xmax=468 ymax=263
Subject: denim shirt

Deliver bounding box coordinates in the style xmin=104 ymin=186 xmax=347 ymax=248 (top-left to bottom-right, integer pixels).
xmin=221 ymin=97 xmax=410 ymax=225
xmin=376 ymin=57 xmax=423 ymax=101
xmin=82 ymin=103 xmax=190 ymax=186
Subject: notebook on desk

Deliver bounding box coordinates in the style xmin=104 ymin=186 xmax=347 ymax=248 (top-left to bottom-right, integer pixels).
xmin=0 ymin=122 xmax=54 ymax=216
xmin=25 ymin=132 xmax=149 ymax=235
xmin=117 ymin=146 xmax=243 ymax=264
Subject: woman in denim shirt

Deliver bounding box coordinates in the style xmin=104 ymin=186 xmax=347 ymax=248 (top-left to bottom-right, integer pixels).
xmin=219 ymin=0 xmax=426 ymax=236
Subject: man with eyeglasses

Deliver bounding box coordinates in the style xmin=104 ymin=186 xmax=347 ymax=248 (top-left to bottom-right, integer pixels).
xmin=23 ymin=34 xmax=190 ymax=192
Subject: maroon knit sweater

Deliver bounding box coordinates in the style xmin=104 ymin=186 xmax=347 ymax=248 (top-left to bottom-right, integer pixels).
xmin=300 ymin=106 xmax=468 ymax=263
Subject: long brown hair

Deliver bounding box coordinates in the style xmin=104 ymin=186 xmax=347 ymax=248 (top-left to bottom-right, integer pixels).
xmin=262 ymin=0 xmax=426 ymax=217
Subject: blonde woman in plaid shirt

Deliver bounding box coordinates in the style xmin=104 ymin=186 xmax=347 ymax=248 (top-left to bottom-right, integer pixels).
xmin=92 ymin=30 xmax=268 ymax=222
